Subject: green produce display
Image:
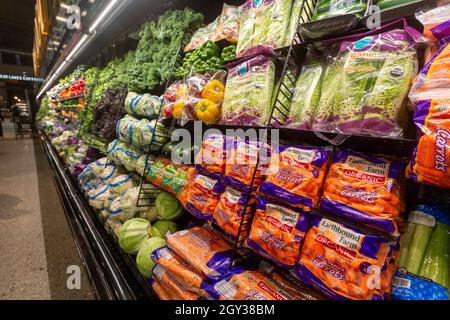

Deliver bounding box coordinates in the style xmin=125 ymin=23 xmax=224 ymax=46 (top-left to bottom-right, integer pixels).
xmin=136 ymin=237 xmax=166 ymax=278
xmin=128 ymin=9 xmax=204 ymax=93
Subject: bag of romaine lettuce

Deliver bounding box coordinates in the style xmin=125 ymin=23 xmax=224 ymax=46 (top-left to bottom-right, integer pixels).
xmin=236 ymin=0 xmax=293 ymax=58
xmin=221 ymin=54 xmax=275 ymax=126
xmin=287 ymin=62 xmax=324 ymax=129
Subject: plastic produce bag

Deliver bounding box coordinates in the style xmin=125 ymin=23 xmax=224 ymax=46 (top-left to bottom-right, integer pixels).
xmin=151 ymin=246 xmax=206 ymax=296
xmin=195 ymin=134 xmax=233 ymax=178
xmin=124 ymin=92 xmax=161 ymax=118
xmin=166 ymin=226 xmax=234 ymax=279
xmin=392 ymin=203 xmax=449 ymax=300
xmin=287 ymin=62 xmax=324 ymax=129
xmin=224 ymin=138 xmax=270 ymax=192
xmin=88 ymin=184 xmax=111 ymax=209
xmin=312 ymin=25 xmax=420 ymax=137
xmin=210 ymin=4 xmax=240 ymax=44
xmin=320 ymin=151 xmax=405 ymax=235
xmin=109 ymin=174 xmax=138 ymax=197
xmin=415 ymin=3 xmax=450 ymax=63
xmin=203 ymin=265 xmax=307 ymax=300
xmin=312 ymin=0 xmax=368 ymax=21
xmin=295 ymin=215 xmax=393 ymax=300
xmin=259 ymin=145 xmax=331 ymax=211
xmin=221 ymin=55 xmax=275 ymax=126
xmin=406 ymin=15 xmax=450 ymax=189
xmin=185 ymin=173 xmax=225 ymax=220
xmin=284 ymin=0 xmax=316 ymax=46
xmin=246 ymin=198 xmax=310 ymax=268
xmin=108 ymin=195 xmax=136 ymax=222
xmin=212 ymin=186 xmax=256 ymax=240
xmin=151 ymin=265 xmax=201 ymax=300
xmin=406 ymin=99 xmax=450 ymax=189
xmin=236 ymin=0 xmax=292 ymax=58
xmin=107 ymin=139 xmax=141 ymax=172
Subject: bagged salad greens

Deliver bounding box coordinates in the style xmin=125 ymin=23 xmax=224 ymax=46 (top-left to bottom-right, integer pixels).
xmin=236 ymin=0 xmax=293 ymax=58
xmin=311 ymin=22 xmax=421 ymax=137
xmin=221 ymin=54 xmax=275 ymax=126
xmin=287 ymin=61 xmax=324 ymax=129
xmin=312 ymin=0 xmax=368 ymax=21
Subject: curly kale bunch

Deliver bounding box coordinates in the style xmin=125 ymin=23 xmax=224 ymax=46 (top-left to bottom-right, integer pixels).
xmin=128 ymin=8 xmax=203 ymax=93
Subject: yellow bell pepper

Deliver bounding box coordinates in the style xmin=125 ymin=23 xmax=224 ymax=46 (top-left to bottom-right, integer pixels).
xmin=173 ymin=101 xmax=184 ymax=119
xmin=196 ymin=99 xmax=220 ymax=123
xmin=202 ymin=80 xmax=224 ymax=104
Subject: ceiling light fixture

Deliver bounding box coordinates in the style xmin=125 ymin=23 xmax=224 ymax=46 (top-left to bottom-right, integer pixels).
xmin=89 ymin=0 xmax=119 ymax=33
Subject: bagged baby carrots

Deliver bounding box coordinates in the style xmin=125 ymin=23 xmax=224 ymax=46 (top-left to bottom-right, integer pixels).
xmin=224 ymin=138 xmax=271 ymax=192
xmin=151 ymin=264 xmax=200 ymax=300
xmin=259 ymin=145 xmax=331 ymax=210
xmin=202 ymin=266 xmax=306 ymax=300
xmin=295 ymin=215 xmax=392 ymax=300
xmin=246 ymin=197 xmax=310 ymax=268
xmin=151 ymin=246 xmax=206 ymax=296
xmin=178 ymin=167 xmax=197 ymax=207
xmin=212 ymin=186 xmax=256 ymax=240
xmin=150 ymin=278 xmax=172 ymax=300
xmin=195 ymin=134 xmax=233 ymax=178
xmin=185 ymin=173 xmax=225 ymax=220
xmin=320 ymin=151 xmax=405 ymax=235
xmin=166 ymin=226 xmax=233 ymax=280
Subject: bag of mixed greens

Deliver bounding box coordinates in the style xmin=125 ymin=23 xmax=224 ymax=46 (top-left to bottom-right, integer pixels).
xmin=236 ymin=0 xmax=293 ymax=58
xmin=221 ymin=54 xmax=275 ymax=126
xmin=392 ymin=203 xmax=449 ymax=300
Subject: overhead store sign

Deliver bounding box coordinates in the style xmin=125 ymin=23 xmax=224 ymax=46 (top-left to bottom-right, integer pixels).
xmin=0 ymin=74 xmax=44 ymax=82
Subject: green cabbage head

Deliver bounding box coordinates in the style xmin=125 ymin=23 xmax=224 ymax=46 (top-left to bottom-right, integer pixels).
xmin=118 ymin=218 xmax=151 ymax=254
xmin=136 ymin=237 xmax=166 ymax=278
xmin=155 ymin=192 xmax=184 ymax=220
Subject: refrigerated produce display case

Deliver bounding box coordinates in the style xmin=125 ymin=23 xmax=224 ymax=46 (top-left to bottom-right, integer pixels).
xmin=35 ymin=0 xmax=449 ymax=300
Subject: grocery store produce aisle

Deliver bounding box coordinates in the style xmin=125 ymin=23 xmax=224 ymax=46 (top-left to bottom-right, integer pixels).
xmin=0 ymin=123 xmax=92 ymax=300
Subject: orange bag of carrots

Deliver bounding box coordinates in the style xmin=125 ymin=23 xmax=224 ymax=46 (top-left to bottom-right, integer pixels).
xmin=151 ymin=246 xmax=206 ymax=296
xmin=246 ymin=197 xmax=310 ymax=268
xmin=178 ymin=167 xmax=197 ymax=206
xmin=195 ymin=134 xmax=233 ymax=177
xmin=212 ymin=186 xmax=256 ymax=240
xmin=184 ymin=173 xmax=225 ymax=220
xmin=258 ymin=145 xmax=331 ymax=211
xmin=224 ymin=138 xmax=271 ymax=192
xmin=320 ymin=151 xmax=405 ymax=234
xmin=151 ymin=264 xmax=200 ymax=300
xmin=202 ymin=267 xmax=307 ymax=300
xmin=295 ymin=215 xmax=392 ymax=300
xmin=166 ymin=226 xmax=233 ymax=280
